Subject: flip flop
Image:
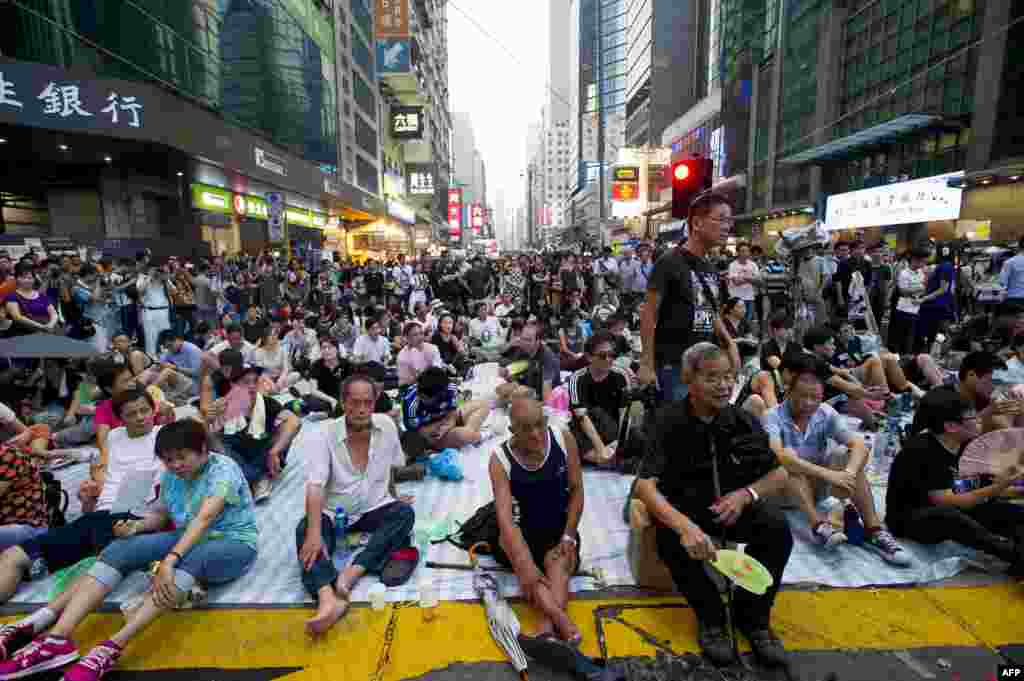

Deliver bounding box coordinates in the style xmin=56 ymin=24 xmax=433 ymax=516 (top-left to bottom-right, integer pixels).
xmin=380 ymin=546 xmax=420 ymax=587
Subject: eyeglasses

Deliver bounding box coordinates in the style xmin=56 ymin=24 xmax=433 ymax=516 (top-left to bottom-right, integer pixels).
xmin=698 ymin=373 xmax=736 ymax=386
xmin=592 ymin=351 xmax=615 ymax=360
xmin=706 ymin=215 xmax=736 ymax=227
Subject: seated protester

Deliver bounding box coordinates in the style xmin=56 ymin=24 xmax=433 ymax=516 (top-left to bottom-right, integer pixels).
xmin=809 ymin=324 xmax=928 ymax=402
xmin=156 ymin=330 xmax=202 ymax=400
xmin=0 ymin=400 xmax=30 ymax=446
xmin=763 ymin=354 xmax=910 ymax=565
xmin=202 ymin=323 xmax=256 ymax=376
xmin=0 ymin=433 xmax=50 ymax=551
xmin=607 ymin=316 xmax=634 ymax=358
xmin=352 ymin=317 xmax=392 ymax=366
xmin=886 ymin=387 xmax=1024 ymax=575
xmin=0 ymin=387 xmax=165 ymax=605
xmin=490 ymin=398 xmax=584 ymax=644
xmin=282 ymin=315 xmax=322 ymax=372
xmin=81 ymin=360 xmax=176 ymax=514
xmin=720 ymin=297 xmax=747 ymax=340
xmin=497 ymin=323 xmax=562 ymax=403
xmin=468 ymin=303 xmax=502 ymax=347
xmin=191 ymin=321 xmax=213 ymax=354
xmin=219 ymin=354 xmax=301 ymax=503
xmin=633 ymin=342 xmax=791 ymax=668
xmin=329 ymin=316 xmax=358 ymax=357
xmin=252 ymin=326 xmax=301 ymax=393
xmin=500 ymin=318 xmax=527 ymax=359
xmin=567 ymin=332 xmax=630 ymax=466
xmin=406 ymin=368 xmax=492 ymax=452
xmin=306 ymin=337 xmax=353 ymax=415
xmin=803 ymin=325 xmax=897 ymax=429
xmin=558 ymin=311 xmax=588 ymax=372
xmin=837 ymin=321 xmax=944 ymax=394
xmin=431 ymin=314 xmax=470 ymax=374
xmin=52 ymin=373 xmax=103 ymax=448
xmin=739 ymin=315 xmax=803 ymax=419
xmin=0 ymin=419 xmax=258 ymax=679
xmin=241 ymin=306 xmax=268 ymax=345
xmin=911 ymin=351 xmax=1018 ymax=435
xmin=397 ymin=322 xmax=445 ymax=388
xmin=298 ymin=375 xmax=416 ymax=636
xmin=412 ymin=302 xmax=437 ymax=339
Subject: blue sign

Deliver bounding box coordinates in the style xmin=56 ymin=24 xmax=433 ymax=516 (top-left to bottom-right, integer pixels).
xmin=377 ymin=39 xmax=411 ymax=74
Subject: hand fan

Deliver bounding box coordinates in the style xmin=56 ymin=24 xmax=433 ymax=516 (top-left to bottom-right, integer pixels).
xmin=710 ymin=549 xmax=774 ymax=595
xmin=959 ymin=427 xmax=1024 ymax=477
xmin=506 ymin=360 xmax=530 ymax=377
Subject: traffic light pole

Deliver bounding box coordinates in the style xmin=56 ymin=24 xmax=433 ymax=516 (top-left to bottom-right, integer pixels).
xmin=596 ymin=0 xmax=606 ymax=250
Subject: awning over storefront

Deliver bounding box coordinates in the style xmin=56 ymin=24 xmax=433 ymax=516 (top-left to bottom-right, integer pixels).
xmin=779 ymin=114 xmax=950 ymax=165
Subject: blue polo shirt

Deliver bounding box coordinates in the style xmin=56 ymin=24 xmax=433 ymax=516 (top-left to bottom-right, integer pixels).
xmin=762 ymin=400 xmax=856 ymax=465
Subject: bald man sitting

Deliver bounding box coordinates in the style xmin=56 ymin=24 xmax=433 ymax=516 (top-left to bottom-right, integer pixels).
xmin=489 ymin=399 xmax=585 ymax=644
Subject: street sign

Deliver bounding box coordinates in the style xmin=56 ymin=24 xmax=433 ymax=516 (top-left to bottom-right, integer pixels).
xmin=266 ymin=192 xmax=284 ymax=242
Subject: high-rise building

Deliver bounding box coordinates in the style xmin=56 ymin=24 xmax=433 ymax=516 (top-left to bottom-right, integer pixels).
xmin=1 ymin=0 xmax=387 ymax=258
xmin=452 ymin=112 xmax=488 ymax=245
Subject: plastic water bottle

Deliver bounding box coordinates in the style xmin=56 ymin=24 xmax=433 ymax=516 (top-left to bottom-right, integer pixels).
xmin=844 ymin=503 xmax=865 ymax=546
xmin=334 ymin=505 xmax=349 ymax=542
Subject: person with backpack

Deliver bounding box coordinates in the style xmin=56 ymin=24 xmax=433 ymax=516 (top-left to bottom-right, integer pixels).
xmin=489 ymin=398 xmax=584 ymax=644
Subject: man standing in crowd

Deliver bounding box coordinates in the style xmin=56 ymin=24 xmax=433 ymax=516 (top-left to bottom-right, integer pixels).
xmin=633 ymin=343 xmax=791 ymax=667
xmin=727 ymin=242 xmax=760 ymax=331
xmin=639 ymin=193 xmax=739 ymax=400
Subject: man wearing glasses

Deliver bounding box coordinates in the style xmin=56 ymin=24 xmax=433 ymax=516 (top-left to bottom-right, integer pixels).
xmin=567 ymin=332 xmax=631 ymax=466
xmin=633 ymin=342 xmax=791 ymax=668
xmin=639 ymin=192 xmax=740 ymax=401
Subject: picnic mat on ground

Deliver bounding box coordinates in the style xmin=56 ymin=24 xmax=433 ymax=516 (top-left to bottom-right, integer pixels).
xmin=7 ymin=413 xmax=995 ymax=609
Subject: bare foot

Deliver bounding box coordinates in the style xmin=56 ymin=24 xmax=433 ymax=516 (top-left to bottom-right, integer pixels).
xmin=554 ymin=613 xmax=581 ymax=646
xmin=305 ymin=596 xmax=349 ymax=637
xmin=524 ymin=620 xmax=555 ymax=639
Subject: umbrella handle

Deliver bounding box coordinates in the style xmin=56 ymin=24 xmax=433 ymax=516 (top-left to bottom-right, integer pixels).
xmin=468 ymin=541 xmax=490 ymax=569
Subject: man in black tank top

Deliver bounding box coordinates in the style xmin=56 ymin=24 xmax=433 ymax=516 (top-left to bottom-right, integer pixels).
xmin=488 ymin=399 xmax=584 ymax=645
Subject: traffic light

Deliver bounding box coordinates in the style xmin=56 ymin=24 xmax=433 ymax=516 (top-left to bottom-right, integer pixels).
xmin=671 ymin=158 xmax=713 ymax=220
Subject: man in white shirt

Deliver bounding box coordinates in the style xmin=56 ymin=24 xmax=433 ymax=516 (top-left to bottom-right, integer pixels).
xmin=0 ymin=387 xmax=165 ymax=604
xmin=203 ymin=323 xmax=257 ymax=377
xmin=468 ymin=302 xmax=502 ymax=346
xmin=283 ymin=315 xmax=322 ymax=365
xmin=137 ymin=265 xmax=173 ymax=356
xmin=352 ymin=317 xmax=392 ymax=365
xmin=727 ymin=243 xmax=760 ymax=325
xmin=298 ymin=375 xmax=415 ymax=636
xmin=592 ymin=248 xmax=620 ymax=301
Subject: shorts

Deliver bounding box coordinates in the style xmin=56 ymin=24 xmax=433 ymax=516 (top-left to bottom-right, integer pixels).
xmin=21 ymin=511 xmax=141 ymax=577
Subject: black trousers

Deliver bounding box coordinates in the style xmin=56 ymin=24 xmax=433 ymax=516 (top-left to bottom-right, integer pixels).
xmin=656 ymin=502 xmax=792 ymax=629
xmin=889 ymin=501 xmax=1024 ymax=564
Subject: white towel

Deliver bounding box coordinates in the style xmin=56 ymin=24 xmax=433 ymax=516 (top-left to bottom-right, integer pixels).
xmin=223 ymin=393 xmax=267 ymax=439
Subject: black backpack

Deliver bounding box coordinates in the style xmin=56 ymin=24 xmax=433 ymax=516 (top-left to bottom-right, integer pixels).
xmin=40 ymin=471 xmax=69 ymax=528
xmin=440 ymin=501 xmax=507 ymax=562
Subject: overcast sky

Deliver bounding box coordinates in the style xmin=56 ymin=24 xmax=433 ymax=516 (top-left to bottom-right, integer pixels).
xmin=447 ymin=0 xmax=549 ymax=212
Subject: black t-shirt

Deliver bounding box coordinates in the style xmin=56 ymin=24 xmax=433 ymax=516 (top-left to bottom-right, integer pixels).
xmin=885 ymin=432 xmax=960 ymax=525
xmin=242 ymin=319 xmax=268 ymax=345
xmin=648 ymin=248 xmax=721 ymax=366
xmin=568 ymin=367 xmax=629 ymax=417
xmin=465 ymin=266 xmax=492 ymax=299
xmin=309 ymin=358 xmax=353 ymax=400
xmin=760 ymin=339 xmax=804 ymax=370
xmin=432 ymin=332 xmax=460 ymax=365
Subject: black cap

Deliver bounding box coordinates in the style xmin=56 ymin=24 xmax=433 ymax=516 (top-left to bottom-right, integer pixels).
xmin=959 ymin=351 xmax=1006 ymax=379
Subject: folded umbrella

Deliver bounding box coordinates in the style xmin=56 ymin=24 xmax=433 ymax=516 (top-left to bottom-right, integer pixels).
xmin=470 ymin=542 xmax=529 ymax=681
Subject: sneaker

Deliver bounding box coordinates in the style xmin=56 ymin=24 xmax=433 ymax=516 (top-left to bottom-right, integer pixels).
xmin=740 ymin=626 xmax=787 ymax=667
xmin=252 ymin=478 xmax=273 ymax=504
xmin=0 ymin=635 xmax=79 ymax=680
xmin=0 ymin=625 xmax=34 ymax=662
xmin=60 ymin=641 xmax=122 ymax=681
xmin=814 ymin=522 xmax=847 ymax=549
xmin=864 ymin=529 xmax=912 ymax=566
xmin=696 ymin=621 xmax=735 ymax=667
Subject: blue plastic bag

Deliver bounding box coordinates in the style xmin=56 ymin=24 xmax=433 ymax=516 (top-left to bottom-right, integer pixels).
xmin=428 ymin=448 xmax=464 ymax=481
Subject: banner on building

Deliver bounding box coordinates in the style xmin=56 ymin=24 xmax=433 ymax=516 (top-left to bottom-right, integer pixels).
xmin=471 ymin=204 xmax=484 ymax=233
xmin=375 ymin=0 xmax=410 ymax=38
xmin=391 ymin=106 xmax=422 ymax=139
xmin=447 ymin=188 xmax=463 ymax=234
xmin=378 ymin=39 xmax=412 ymax=74
xmin=407 ymin=163 xmax=435 ymax=195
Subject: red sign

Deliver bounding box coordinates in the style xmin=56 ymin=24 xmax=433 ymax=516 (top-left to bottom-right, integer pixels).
xmin=471 ymin=203 xmax=484 ymax=231
xmin=612 ymin=182 xmax=638 ymax=201
xmin=233 ymin=194 xmax=246 ymax=216
xmin=448 ymin=188 xmax=463 ymax=234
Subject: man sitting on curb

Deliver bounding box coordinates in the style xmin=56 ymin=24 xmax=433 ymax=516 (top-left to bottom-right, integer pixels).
xmin=633 ymin=342 xmax=791 ymax=668
xmin=0 ymin=387 xmax=164 ymax=605
xmin=490 ymin=398 xmax=584 ymax=644
xmin=298 ymin=375 xmax=416 ymax=636
xmin=763 ymin=353 xmax=911 ymax=565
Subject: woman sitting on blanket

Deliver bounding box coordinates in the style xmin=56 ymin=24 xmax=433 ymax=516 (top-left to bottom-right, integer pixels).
xmin=0 ymin=419 xmax=258 ymax=681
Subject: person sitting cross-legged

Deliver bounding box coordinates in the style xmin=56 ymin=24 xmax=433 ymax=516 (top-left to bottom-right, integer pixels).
xmin=490 ymin=398 xmax=584 ymax=644
xmin=298 ymin=375 xmax=416 ymax=636
xmin=403 ymin=368 xmax=493 ymax=453
xmin=0 ymin=419 xmax=258 ymax=681
xmin=633 ymin=342 xmax=791 ymax=668
xmin=886 ymin=386 xmax=1024 ymax=575
xmin=567 ymin=331 xmax=630 ymax=466
xmin=763 ymin=353 xmax=911 ymax=565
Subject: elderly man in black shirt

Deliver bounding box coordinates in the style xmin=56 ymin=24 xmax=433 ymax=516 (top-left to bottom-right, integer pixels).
xmin=633 ymin=342 xmax=791 ymax=668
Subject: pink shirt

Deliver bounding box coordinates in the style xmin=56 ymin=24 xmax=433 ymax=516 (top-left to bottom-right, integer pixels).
xmin=397 ymin=343 xmax=444 ymax=386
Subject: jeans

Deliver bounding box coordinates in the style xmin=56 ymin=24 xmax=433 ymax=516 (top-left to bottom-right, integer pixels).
xmin=22 ymin=511 xmax=140 ymax=576
xmin=221 ymin=435 xmax=276 ymax=486
xmin=657 ymin=364 xmax=688 ymax=403
xmin=90 ymin=530 xmax=256 ymax=593
xmin=0 ymin=525 xmax=47 ymax=553
xmin=656 ymin=502 xmax=793 ymax=629
xmin=296 ymin=501 xmax=415 ymax=599
xmin=888 ymin=502 xmax=1024 ymax=564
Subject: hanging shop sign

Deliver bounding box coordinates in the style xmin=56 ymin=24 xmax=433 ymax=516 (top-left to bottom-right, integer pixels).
xmin=254 ymin=147 xmax=288 ymax=177
xmin=192 ymin=184 xmax=232 ymax=214
xmin=375 ymin=0 xmax=410 ymax=38
xmin=387 ymin=198 xmax=416 ymax=225
xmin=471 ymin=203 xmax=484 ymax=232
xmin=612 ymin=182 xmax=639 ymax=201
xmin=286 ymin=207 xmax=312 ymax=227
xmin=232 ymin=194 xmax=270 ymax=220
xmin=391 ymin=106 xmax=423 ymax=140
xmin=613 ymin=166 xmax=640 ymax=182
xmin=825 ymin=171 xmax=964 ymax=231
xmin=407 ymin=163 xmax=435 ymax=195
xmin=447 ymin=188 xmax=463 ymax=231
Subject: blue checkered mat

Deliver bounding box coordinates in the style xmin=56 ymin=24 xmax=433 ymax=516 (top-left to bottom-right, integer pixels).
xmin=7 ymin=415 xmax=993 ymax=609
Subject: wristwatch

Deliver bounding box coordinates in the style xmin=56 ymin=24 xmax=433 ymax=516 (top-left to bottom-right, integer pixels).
xmin=745 ymin=487 xmax=759 ymax=503
xmin=561 ymin=534 xmax=578 ymax=547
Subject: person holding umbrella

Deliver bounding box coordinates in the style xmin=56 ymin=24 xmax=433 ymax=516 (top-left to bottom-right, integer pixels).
xmin=489 ymin=398 xmax=584 ymax=645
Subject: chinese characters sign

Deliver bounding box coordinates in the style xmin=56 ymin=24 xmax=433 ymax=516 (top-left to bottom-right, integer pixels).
xmin=407 ymin=164 xmax=435 ymax=195
xmin=448 ymin=188 xmax=463 ymax=237
xmin=471 ymin=204 xmax=484 ymax=233
xmin=391 ymin=107 xmax=423 ymax=139
xmin=0 ymin=66 xmax=144 ymax=132
xmin=824 ymin=172 xmax=964 ymax=231
xmin=376 ymin=0 xmax=410 ymax=38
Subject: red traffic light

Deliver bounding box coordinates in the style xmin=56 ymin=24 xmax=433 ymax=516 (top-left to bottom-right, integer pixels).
xmin=673 ymin=163 xmax=691 ymax=182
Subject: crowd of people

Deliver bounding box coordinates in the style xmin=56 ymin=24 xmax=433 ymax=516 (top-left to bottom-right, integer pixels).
xmin=0 ymin=194 xmax=1022 ymax=678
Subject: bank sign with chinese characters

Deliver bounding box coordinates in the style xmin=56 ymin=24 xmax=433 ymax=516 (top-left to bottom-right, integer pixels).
xmin=825 ymin=171 xmax=965 ymax=231
xmin=0 ymin=62 xmax=145 ymax=133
